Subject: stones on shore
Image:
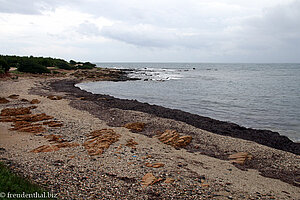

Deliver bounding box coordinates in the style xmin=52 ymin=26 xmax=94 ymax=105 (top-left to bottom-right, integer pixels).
xmin=294 ymin=176 xmax=300 ymax=186
xmin=42 ymin=120 xmax=63 ymax=127
xmin=31 ymin=134 xmax=79 ymax=153
xmin=0 ymin=97 xmax=10 ymax=104
xmin=71 ymin=68 xmax=136 ymax=81
xmin=31 ymin=145 xmax=60 ymax=153
xmin=125 ymin=138 xmax=138 ymax=149
xmin=83 ymin=129 xmax=120 ymax=156
xmin=145 ymin=163 xmax=165 ymax=168
xmin=0 ymin=107 xmax=31 ymax=116
xmin=44 ymin=134 xmax=65 ymax=143
xmin=164 ymin=178 xmax=175 ymax=184
xmin=141 ymin=173 xmax=175 ymax=188
xmin=1 ymin=113 xmax=53 ymax=123
xmin=8 ymin=94 xmax=19 ymax=99
xmin=156 ymin=130 xmax=193 ymax=148
xmin=31 ymin=142 xmax=79 ymax=153
xmin=47 ymin=95 xmax=62 ymax=100
xmin=0 ymin=105 xmax=64 ymax=134
xmin=30 ymin=99 xmax=40 ymax=104
xmin=228 ymin=152 xmax=253 ymax=165
xmin=124 ymin=122 xmax=145 ymax=132
xmin=141 ymin=173 xmax=163 ymax=188
xmin=10 ymin=122 xmax=46 ymax=133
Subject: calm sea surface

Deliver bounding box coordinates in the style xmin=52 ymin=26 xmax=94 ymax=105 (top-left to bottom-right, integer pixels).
xmin=76 ymin=63 xmax=300 ymax=142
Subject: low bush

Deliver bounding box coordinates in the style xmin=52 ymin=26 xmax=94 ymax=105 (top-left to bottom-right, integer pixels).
xmin=0 ymin=58 xmax=10 ymax=73
xmin=18 ymin=60 xmax=50 ymax=74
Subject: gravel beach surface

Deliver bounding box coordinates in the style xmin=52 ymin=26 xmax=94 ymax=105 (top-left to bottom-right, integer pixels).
xmin=1 ymin=75 xmax=300 ymax=199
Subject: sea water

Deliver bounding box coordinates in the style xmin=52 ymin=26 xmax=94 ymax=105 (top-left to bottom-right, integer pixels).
xmin=76 ymin=63 xmax=300 ymax=142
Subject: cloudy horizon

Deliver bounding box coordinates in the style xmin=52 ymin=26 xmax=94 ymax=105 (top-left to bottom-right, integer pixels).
xmin=1 ymin=0 xmax=300 ymax=63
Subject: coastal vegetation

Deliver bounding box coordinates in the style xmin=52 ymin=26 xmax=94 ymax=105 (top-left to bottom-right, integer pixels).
xmin=0 ymin=55 xmax=96 ymax=74
xmin=0 ymin=162 xmax=49 ymax=199
xmin=0 ymin=58 xmax=9 ymax=74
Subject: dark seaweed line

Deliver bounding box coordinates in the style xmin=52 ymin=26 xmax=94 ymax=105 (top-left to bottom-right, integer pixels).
xmin=51 ymin=79 xmax=300 ymax=155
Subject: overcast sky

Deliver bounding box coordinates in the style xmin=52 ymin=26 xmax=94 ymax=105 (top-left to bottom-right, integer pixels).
xmin=1 ymin=0 xmax=300 ymax=62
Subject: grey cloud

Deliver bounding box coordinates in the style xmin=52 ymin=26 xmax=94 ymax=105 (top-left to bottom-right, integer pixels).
xmin=1 ymin=0 xmax=299 ymax=62
xmin=0 ymin=0 xmax=42 ymax=14
xmin=101 ymin=22 xmax=231 ymax=50
xmin=76 ymin=21 xmax=101 ymax=36
xmin=100 ymin=24 xmax=177 ymax=48
xmin=0 ymin=0 xmax=79 ymax=15
xmin=234 ymin=1 xmax=300 ymax=54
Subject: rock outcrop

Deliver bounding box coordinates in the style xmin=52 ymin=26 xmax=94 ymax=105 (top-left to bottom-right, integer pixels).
xmin=47 ymin=95 xmax=62 ymax=100
xmin=83 ymin=129 xmax=120 ymax=156
xmin=0 ymin=106 xmax=60 ymax=134
xmin=8 ymin=94 xmax=19 ymax=99
xmin=125 ymin=138 xmax=138 ymax=149
xmin=141 ymin=173 xmax=163 ymax=188
xmin=0 ymin=97 xmax=9 ymax=104
xmin=145 ymin=163 xmax=165 ymax=168
xmin=229 ymin=152 xmax=253 ymax=165
xmin=42 ymin=121 xmax=63 ymax=127
xmin=30 ymin=99 xmax=40 ymax=104
xmin=0 ymin=107 xmax=31 ymax=116
xmin=31 ymin=134 xmax=79 ymax=153
xmin=156 ymin=130 xmax=192 ymax=148
xmin=124 ymin=122 xmax=145 ymax=132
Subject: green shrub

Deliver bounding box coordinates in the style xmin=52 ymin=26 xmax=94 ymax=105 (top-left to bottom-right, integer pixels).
xmin=55 ymin=61 xmax=75 ymax=70
xmin=69 ymin=60 xmax=76 ymax=65
xmin=0 ymin=58 xmax=10 ymax=73
xmin=0 ymin=67 xmax=5 ymax=74
xmin=51 ymin=70 xmax=60 ymax=74
xmin=18 ymin=59 xmax=50 ymax=74
xmin=76 ymin=62 xmax=96 ymax=69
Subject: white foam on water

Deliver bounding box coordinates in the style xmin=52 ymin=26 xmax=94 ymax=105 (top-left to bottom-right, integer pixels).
xmin=128 ymin=67 xmax=187 ymax=81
